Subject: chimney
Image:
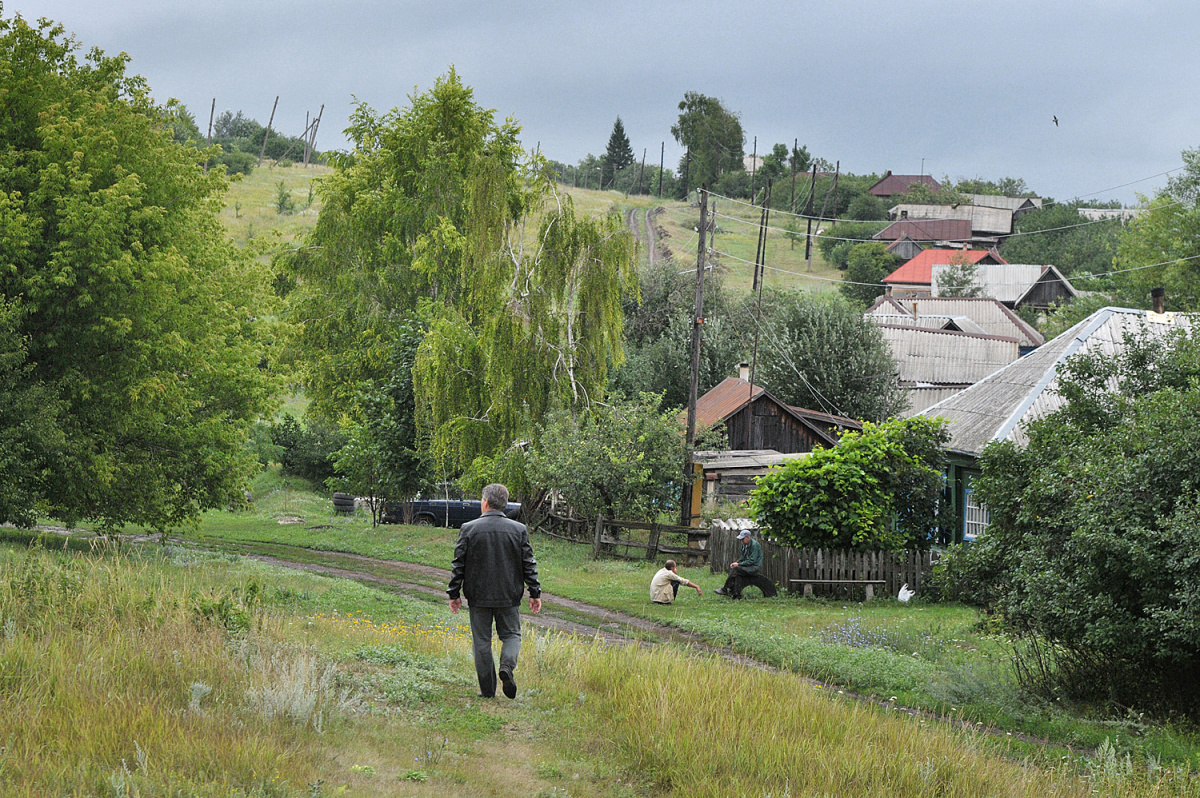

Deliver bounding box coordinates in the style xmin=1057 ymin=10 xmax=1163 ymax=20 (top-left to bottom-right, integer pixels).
xmin=738 ymin=362 xmax=750 ymax=381
xmin=1152 ymin=286 xmax=1165 ymax=314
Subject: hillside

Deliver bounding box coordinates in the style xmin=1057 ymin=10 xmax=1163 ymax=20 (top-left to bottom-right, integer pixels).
xmin=219 ymin=172 xmax=846 ymax=297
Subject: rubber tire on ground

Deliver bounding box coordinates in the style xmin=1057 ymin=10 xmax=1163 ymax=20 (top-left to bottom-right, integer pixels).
xmin=332 ymin=492 xmax=356 ymax=513
xmin=414 ymin=514 xmax=435 ymax=527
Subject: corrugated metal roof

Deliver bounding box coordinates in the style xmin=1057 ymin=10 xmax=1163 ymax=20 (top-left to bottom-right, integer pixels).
xmin=869 ymin=173 xmax=943 ymax=197
xmin=867 ymin=295 xmax=1044 ymax=348
xmin=878 ymin=324 xmax=1021 ymax=386
xmin=866 ymin=313 xmax=988 ymax=335
xmin=931 ymin=263 xmax=1078 ymax=305
xmin=921 ymin=308 xmax=1199 ymax=456
xmin=884 ymin=249 xmax=1007 ymax=286
xmin=960 ymin=194 xmax=1043 ymax=212
xmin=889 ymin=203 xmax=1014 ymax=235
xmin=902 ymin=385 xmax=972 ymax=417
xmin=694 ymin=376 xmax=764 ymax=429
xmin=874 ymin=218 xmax=973 ymax=242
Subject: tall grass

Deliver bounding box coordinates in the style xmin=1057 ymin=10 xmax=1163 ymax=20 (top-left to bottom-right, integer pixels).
xmin=528 ymin=635 xmax=1199 ymax=797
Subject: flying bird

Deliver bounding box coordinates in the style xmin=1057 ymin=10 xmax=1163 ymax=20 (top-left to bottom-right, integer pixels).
xmin=1053 ymin=115 xmax=1059 ymax=127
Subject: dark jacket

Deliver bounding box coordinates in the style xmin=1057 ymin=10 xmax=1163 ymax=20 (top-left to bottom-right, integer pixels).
xmin=737 ymin=537 xmax=763 ymax=575
xmin=446 ymin=509 xmax=541 ymax=607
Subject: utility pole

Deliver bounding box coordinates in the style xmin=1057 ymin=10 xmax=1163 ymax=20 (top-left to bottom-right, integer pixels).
xmin=749 ymin=136 xmax=758 ymax=206
xmin=636 ymin=148 xmax=646 ymax=196
xmin=749 ymin=181 xmax=772 ymax=402
xmin=789 ymin=138 xmax=798 ymax=214
xmin=258 ymin=95 xmax=278 ymax=167
xmin=204 ymin=98 xmax=215 ymax=174
xmin=681 ymin=186 xmax=709 ymax=527
xmin=804 ymin=164 xmax=817 ymax=263
xmin=305 ymin=104 xmax=323 ymax=167
xmin=830 ymin=160 xmax=841 ymax=227
xmin=658 ymin=141 xmax=665 ymax=198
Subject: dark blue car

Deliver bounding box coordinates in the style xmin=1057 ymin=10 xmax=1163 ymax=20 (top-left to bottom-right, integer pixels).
xmin=381 ymin=484 xmax=521 ymax=527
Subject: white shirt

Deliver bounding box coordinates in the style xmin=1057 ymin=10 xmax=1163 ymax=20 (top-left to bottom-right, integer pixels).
xmin=650 ymin=567 xmax=688 ymax=603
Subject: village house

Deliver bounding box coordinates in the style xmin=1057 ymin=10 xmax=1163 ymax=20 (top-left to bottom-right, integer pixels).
xmin=883 ymin=248 xmax=1007 ymax=298
xmin=865 ymin=295 xmax=1044 ymax=352
xmin=888 ymin=203 xmax=1014 ymax=242
xmin=958 ymin=193 xmax=1044 ymax=219
xmin=920 ymin=304 xmax=1197 ymax=543
xmin=867 ymin=171 xmax=942 ymax=199
xmin=929 ymin=263 xmax=1078 ymax=311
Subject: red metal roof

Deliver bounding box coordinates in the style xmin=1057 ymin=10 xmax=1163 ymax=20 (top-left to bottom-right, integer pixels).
xmin=694 ymin=377 xmax=764 ymax=429
xmin=868 ymin=173 xmax=943 ymax=197
xmin=884 ymin=249 xmax=1008 ymax=286
xmin=874 ymin=218 xmax=972 ymax=242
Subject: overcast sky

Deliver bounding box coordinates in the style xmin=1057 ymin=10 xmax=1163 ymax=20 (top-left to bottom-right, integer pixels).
xmin=10 ymin=0 xmax=1198 ymax=204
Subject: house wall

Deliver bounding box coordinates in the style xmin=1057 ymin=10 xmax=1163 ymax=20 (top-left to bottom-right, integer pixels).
xmin=726 ymin=399 xmax=824 ymax=454
xmin=1017 ymin=277 xmax=1073 ymax=310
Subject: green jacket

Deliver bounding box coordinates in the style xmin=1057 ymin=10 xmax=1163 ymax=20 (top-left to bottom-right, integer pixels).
xmin=738 ymin=538 xmax=763 ymax=574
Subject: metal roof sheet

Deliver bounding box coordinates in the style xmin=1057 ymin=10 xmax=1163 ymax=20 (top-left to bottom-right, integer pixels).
xmin=867 ymin=295 xmax=1044 ymax=347
xmin=889 ymin=203 xmax=1014 ymax=235
xmin=884 ymin=249 xmax=1007 ymax=286
xmin=930 ymin=263 xmax=1078 ymax=305
xmin=960 ymin=194 xmax=1043 ymax=212
xmin=869 ymin=173 xmax=943 ymax=197
xmin=873 ymin=218 xmax=973 ymax=242
xmin=920 ymin=308 xmax=1199 ymax=456
xmin=877 ymin=324 xmax=1021 ymax=385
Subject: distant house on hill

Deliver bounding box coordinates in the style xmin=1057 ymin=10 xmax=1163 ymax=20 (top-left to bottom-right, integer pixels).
xmin=865 ymin=295 xmax=1044 ymax=351
xmin=883 ymin=249 xmax=1007 ymax=298
xmin=868 ymin=171 xmax=942 ymax=199
xmin=889 ymin=203 xmax=1014 ymax=239
xmin=959 ymin=193 xmax=1043 ymax=219
xmin=930 ymin=263 xmax=1078 ymax=311
xmin=885 ymin=235 xmax=925 ymax=261
xmin=875 ymin=324 xmax=1022 ymax=416
xmin=921 ymin=306 xmax=1198 ymax=543
xmin=873 ymin=218 xmax=973 ymax=245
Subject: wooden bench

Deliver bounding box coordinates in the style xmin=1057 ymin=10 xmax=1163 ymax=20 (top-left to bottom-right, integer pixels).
xmin=790 ymin=579 xmax=887 ymax=600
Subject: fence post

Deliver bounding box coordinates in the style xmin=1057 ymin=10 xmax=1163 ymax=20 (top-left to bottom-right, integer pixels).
xmin=647 ymin=523 xmax=662 ymax=561
xmin=592 ymin=516 xmax=604 ymax=560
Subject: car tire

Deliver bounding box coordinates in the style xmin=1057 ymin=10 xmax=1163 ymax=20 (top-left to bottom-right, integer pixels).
xmin=414 ymin=514 xmax=435 ymax=527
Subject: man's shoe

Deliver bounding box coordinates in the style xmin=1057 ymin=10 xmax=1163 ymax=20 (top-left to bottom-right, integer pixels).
xmin=713 ymin=587 xmax=727 ymax=596
xmin=477 ymin=692 xmax=495 ymax=698
xmin=499 ymin=668 xmax=517 ymax=699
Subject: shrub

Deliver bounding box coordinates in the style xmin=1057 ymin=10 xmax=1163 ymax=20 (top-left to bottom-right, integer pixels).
xmin=270 ymin=414 xmax=346 ymax=485
xmin=748 ymin=417 xmax=949 ymax=550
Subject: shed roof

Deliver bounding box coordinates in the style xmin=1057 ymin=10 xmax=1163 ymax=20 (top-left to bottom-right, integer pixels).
xmin=877 ymin=324 xmax=1021 ymax=385
xmin=884 ymin=249 xmax=1007 ymax=286
xmin=867 ymin=313 xmax=988 ymax=335
xmin=921 ymin=307 xmax=1199 ymax=456
xmin=874 ymin=218 xmax=973 ymax=243
xmin=889 ymin=203 xmax=1014 ymax=235
xmin=866 ymin=295 xmax=1044 ymax=348
xmin=931 ymin=263 xmax=1079 ymax=305
xmin=869 ymin=172 xmax=943 ymax=197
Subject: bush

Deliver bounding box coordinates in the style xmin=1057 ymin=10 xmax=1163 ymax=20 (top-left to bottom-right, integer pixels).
xmin=270 ymin=414 xmax=346 ymax=485
xmin=966 ymin=326 xmax=1200 ymax=712
xmin=748 ymin=417 xmax=949 ymax=550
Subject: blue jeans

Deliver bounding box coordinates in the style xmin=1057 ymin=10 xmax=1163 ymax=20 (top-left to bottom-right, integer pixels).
xmin=468 ymin=604 xmax=522 ymax=697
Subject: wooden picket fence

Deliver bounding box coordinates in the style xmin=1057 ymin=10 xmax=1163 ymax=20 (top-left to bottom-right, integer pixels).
xmin=707 ymin=526 xmax=940 ymax=598
xmin=537 ymin=512 xmax=711 ymax=566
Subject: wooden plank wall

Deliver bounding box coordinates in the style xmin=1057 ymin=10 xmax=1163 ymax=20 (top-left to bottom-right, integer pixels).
xmin=708 ymin=527 xmax=940 ymax=598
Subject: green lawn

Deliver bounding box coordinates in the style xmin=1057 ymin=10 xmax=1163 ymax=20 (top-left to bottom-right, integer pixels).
xmin=174 ymin=469 xmax=1200 ymax=770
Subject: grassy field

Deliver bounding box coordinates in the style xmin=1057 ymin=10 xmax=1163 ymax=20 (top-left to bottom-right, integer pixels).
xmin=4 ymin=524 xmax=1193 ymax=797
xmin=154 ymin=470 xmax=1200 ymax=774
xmin=219 ymin=160 xmax=331 ymax=248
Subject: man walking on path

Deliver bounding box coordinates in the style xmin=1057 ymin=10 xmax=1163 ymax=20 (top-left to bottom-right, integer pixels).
xmin=714 ymin=529 xmax=763 ymax=598
xmin=447 ymin=483 xmax=541 ymax=698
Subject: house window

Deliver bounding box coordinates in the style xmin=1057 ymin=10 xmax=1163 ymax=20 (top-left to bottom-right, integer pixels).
xmin=963 ymin=482 xmax=990 ymax=542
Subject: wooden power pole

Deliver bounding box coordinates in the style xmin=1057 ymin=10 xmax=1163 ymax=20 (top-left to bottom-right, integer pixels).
xmin=204 ymin=98 xmax=215 ymax=175
xmin=658 ymin=141 xmax=665 ymax=198
xmin=681 ymin=186 xmax=709 ymax=526
xmin=258 ymin=96 xmax=278 ymax=167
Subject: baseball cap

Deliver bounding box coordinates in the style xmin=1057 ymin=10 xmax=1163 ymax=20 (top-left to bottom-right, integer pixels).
xmin=736 ymin=530 xmax=751 ymax=539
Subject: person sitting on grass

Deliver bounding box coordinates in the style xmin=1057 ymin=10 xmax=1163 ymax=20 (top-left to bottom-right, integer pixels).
xmin=650 ymin=559 xmax=703 ymax=605
xmin=714 ymin=529 xmax=763 ymax=599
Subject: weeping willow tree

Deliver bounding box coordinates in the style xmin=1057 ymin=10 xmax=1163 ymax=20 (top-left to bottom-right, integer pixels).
xmin=286 ymin=69 xmax=635 ymax=492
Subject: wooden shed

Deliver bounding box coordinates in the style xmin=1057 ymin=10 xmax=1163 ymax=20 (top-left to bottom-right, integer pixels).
xmin=692 ymin=376 xmax=861 ymax=454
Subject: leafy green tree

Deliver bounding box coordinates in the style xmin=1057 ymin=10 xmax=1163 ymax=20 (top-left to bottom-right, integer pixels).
xmin=1000 ymin=201 xmax=1121 ymax=278
xmin=671 ymin=91 xmax=744 ymax=196
xmin=754 ymin=291 xmax=904 ymax=421
xmin=0 ymin=12 xmax=274 ymax=532
xmin=936 ymin=253 xmax=983 ymax=298
xmin=288 ymin=70 xmax=636 ymax=493
xmin=816 ymin=220 xmax=889 ymax=268
xmin=952 ymin=327 xmax=1200 ymax=711
xmin=845 ymin=193 xmax=889 ymax=221
xmin=749 ymin=417 xmax=949 ymax=550
xmin=839 ymin=242 xmax=899 ymax=306
xmin=601 ymin=117 xmax=634 ymax=190
xmin=527 ymin=393 xmax=685 ymax=521
xmin=1114 ymin=147 xmax=1200 ymax=309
